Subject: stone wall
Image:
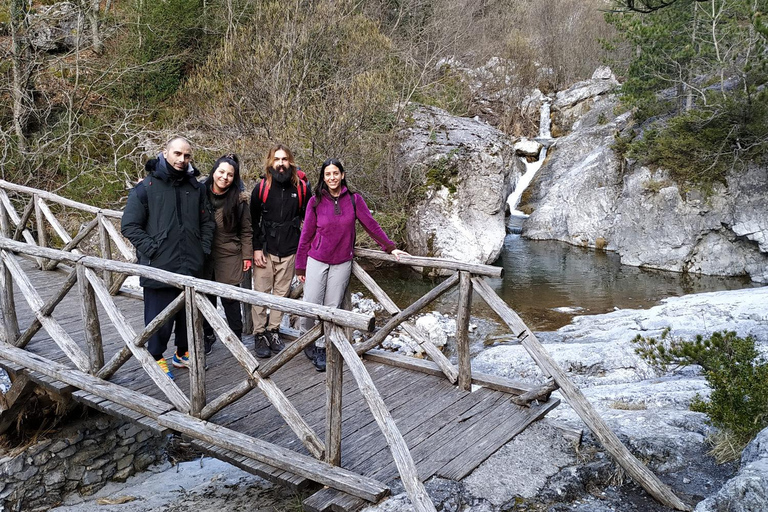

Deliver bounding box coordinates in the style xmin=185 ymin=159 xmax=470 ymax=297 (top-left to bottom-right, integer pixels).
xmin=0 ymin=413 xmax=168 ymax=511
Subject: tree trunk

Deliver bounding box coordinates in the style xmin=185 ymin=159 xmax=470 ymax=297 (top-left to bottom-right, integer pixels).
xmin=10 ymin=0 xmax=33 ymax=156
xmin=89 ymin=0 xmax=103 ymax=54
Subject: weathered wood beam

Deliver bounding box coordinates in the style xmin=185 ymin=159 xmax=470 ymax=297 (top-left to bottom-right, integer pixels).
xmin=471 ymin=276 xmax=690 ymax=512
xmin=37 ymin=197 xmax=74 ymax=246
xmin=42 ymin=217 xmax=99 ymax=272
xmin=325 ymin=323 xmax=343 ymax=467
xmin=0 ymin=343 xmax=174 ymax=419
xmin=187 ymin=287 xmax=206 ymax=417
xmin=362 ymin=349 xmax=536 ymax=395
xmin=77 ymin=262 xmax=103 ymax=374
xmin=13 ymin=198 xmax=34 ymax=242
xmin=84 ymin=266 xmax=191 ymax=413
xmin=97 ymin=212 xmax=112 ymax=287
xmin=511 ymin=379 xmax=558 ymax=407
xmin=456 ymin=271 xmax=472 ymax=391
xmin=0 ymin=238 xmax=376 ymax=332
xmin=1 ymin=250 xmax=91 ymax=372
xmin=352 ymin=262 xmax=458 ymax=383
xmin=354 ymin=247 xmax=503 ymax=277
xmin=200 ymin=378 xmax=256 ymax=421
xmin=327 ymin=325 xmax=437 ymax=512
xmin=97 ymin=292 xmax=185 ymax=380
xmin=34 ymin=194 xmax=49 ymax=269
xmin=0 ymin=253 xmax=20 ymax=345
xmin=157 ymin=410 xmax=388 ymax=502
xmin=98 ymin=214 xmax=135 ymax=261
xmin=0 ymin=189 xmax=37 ymax=249
xmin=195 ymin=293 xmax=325 ymax=459
xmin=0 ymin=180 xmax=123 ymax=218
xmin=14 ymin=267 xmax=78 ymax=349
xmin=354 ymin=272 xmax=460 ymax=354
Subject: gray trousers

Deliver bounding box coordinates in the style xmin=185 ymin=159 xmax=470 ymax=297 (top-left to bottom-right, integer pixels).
xmin=302 ymin=257 xmax=352 ymax=348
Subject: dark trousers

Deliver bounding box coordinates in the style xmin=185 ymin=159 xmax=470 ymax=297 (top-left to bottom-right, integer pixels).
xmin=203 ymin=294 xmax=243 ymax=339
xmin=145 ymin=287 xmax=187 ymax=360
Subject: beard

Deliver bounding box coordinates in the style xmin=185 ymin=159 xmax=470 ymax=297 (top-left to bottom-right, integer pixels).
xmin=270 ymin=166 xmax=292 ymax=184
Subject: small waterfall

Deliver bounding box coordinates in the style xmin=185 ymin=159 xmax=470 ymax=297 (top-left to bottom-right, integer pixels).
xmin=506 ymin=100 xmax=552 ymax=226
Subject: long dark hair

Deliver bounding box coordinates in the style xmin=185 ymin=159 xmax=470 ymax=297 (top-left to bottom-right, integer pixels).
xmin=313 ymin=158 xmax=352 ymax=199
xmin=205 ymin=153 xmax=242 ymax=232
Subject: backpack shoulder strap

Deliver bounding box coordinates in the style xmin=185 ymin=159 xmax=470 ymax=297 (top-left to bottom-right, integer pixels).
xmin=257 ymin=178 xmax=270 ymax=204
xmin=349 ymin=192 xmax=356 ymax=219
xmin=297 ymin=180 xmax=308 ymax=209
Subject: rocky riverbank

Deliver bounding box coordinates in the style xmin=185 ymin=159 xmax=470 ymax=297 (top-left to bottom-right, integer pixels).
xmin=38 ymin=286 xmax=768 ymax=512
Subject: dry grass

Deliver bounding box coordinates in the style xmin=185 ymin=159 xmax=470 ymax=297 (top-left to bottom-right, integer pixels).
xmin=707 ymin=430 xmax=746 ymax=464
xmin=610 ymin=400 xmax=648 ymax=411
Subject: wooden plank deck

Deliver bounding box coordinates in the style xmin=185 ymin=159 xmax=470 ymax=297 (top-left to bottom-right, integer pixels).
xmin=0 ymin=255 xmax=559 ymax=511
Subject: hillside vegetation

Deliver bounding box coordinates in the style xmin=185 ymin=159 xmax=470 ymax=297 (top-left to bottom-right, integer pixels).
xmin=2 ymin=0 xmax=765 ymax=229
xmin=1 ymin=0 xmax=612 ymax=218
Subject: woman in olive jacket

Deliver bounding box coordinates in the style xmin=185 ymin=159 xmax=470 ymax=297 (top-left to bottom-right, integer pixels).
xmin=202 ymin=154 xmax=253 ymax=354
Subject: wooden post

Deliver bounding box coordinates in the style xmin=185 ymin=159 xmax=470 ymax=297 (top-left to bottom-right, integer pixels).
xmin=0 ymin=206 xmax=20 ymax=344
xmin=97 ymin=213 xmax=112 ymax=288
xmin=0 ymin=256 xmax=20 ymax=345
xmin=327 ymin=325 xmax=437 ymax=512
xmin=456 ymin=271 xmax=472 ymax=391
xmin=241 ymin=268 xmax=253 ymax=334
xmin=186 ymin=287 xmax=206 ymax=417
xmin=471 ymin=277 xmax=690 ymax=512
xmin=325 ymin=322 xmax=343 ymax=466
xmin=33 ymin=194 xmax=48 ymax=269
xmin=77 ymin=262 xmax=103 ymax=374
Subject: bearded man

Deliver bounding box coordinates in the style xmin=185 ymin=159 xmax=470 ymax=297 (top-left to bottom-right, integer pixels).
xmin=250 ymin=144 xmax=308 ymax=358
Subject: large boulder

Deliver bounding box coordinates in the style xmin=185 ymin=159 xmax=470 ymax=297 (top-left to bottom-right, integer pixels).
xmin=399 ymin=105 xmax=522 ymax=268
xmin=523 ymin=75 xmax=768 ymax=283
xmin=28 ymin=2 xmax=84 ymax=53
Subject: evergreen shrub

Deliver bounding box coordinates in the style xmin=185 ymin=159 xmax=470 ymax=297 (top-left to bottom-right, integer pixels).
xmin=633 ymin=329 xmax=768 ymax=452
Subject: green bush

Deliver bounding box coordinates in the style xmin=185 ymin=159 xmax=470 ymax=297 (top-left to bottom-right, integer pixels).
xmin=624 ymin=92 xmax=768 ymax=188
xmin=633 ymin=329 xmax=768 ymax=448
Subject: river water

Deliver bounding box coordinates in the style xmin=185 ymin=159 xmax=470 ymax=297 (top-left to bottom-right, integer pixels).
xmin=358 ymin=234 xmax=760 ymax=333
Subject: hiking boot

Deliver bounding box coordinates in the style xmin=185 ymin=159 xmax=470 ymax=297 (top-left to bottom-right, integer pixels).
xmin=172 ymin=351 xmax=190 ymax=368
xmin=313 ymin=348 xmax=326 ymax=372
xmin=156 ymin=358 xmax=174 ymax=380
xmin=204 ymin=335 xmax=216 ymax=355
xmin=304 ymin=344 xmax=316 ymax=361
xmin=254 ymin=332 xmax=271 ymax=358
xmin=269 ymin=330 xmax=285 ymax=354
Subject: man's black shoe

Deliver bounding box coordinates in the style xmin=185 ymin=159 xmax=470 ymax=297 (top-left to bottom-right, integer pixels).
xmin=313 ymin=348 xmax=326 ymax=372
xmin=304 ymin=344 xmax=315 ymax=361
xmin=254 ymin=332 xmax=271 ymax=358
xmin=204 ymin=334 xmax=216 ymax=355
xmin=269 ymin=330 xmax=285 ymax=353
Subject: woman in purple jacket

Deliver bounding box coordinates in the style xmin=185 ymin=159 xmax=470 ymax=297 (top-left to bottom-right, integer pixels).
xmin=295 ymin=158 xmax=407 ymax=371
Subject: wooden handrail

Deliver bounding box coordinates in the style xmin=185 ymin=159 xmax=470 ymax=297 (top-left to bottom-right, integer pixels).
xmin=354 ymin=247 xmax=503 ymax=277
xmin=0 ymin=180 xmax=124 ymax=218
xmin=0 ymin=237 xmax=375 ymax=332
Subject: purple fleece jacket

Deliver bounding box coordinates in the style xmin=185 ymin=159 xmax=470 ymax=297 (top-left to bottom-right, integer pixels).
xmin=295 ymin=187 xmax=396 ymax=276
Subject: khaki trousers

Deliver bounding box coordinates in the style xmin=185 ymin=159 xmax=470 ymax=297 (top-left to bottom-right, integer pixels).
xmin=252 ymin=253 xmax=295 ymax=333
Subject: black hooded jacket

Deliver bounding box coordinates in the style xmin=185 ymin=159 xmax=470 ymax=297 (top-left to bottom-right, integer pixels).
xmin=250 ymin=176 xmax=306 ymax=257
xmin=121 ymin=156 xmax=215 ymax=288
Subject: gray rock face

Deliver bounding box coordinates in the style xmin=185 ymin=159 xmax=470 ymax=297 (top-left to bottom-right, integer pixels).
xmin=399 ymin=105 xmax=522 ymax=267
xmin=523 ymin=78 xmax=768 ymax=283
xmin=694 ymin=427 xmax=768 ymax=512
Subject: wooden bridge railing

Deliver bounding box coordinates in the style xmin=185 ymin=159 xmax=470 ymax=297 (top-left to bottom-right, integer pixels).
xmin=0 ymin=180 xmax=689 ymax=511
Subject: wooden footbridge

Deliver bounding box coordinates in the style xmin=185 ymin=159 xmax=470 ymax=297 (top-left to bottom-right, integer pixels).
xmin=0 ymin=181 xmax=689 ymax=511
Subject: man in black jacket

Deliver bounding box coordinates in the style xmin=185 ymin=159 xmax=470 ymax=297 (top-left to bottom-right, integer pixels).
xmin=121 ymin=137 xmax=215 ymax=379
xmin=251 ymin=144 xmax=307 ymax=358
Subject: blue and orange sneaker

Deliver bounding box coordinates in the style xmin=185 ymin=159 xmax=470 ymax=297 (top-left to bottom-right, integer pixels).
xmin=172 ymin=351 xmax=190 ymax=368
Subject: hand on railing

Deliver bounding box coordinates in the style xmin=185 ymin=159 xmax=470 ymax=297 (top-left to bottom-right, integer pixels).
xmin=391 ymin=249 xmax=409 ymax=261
